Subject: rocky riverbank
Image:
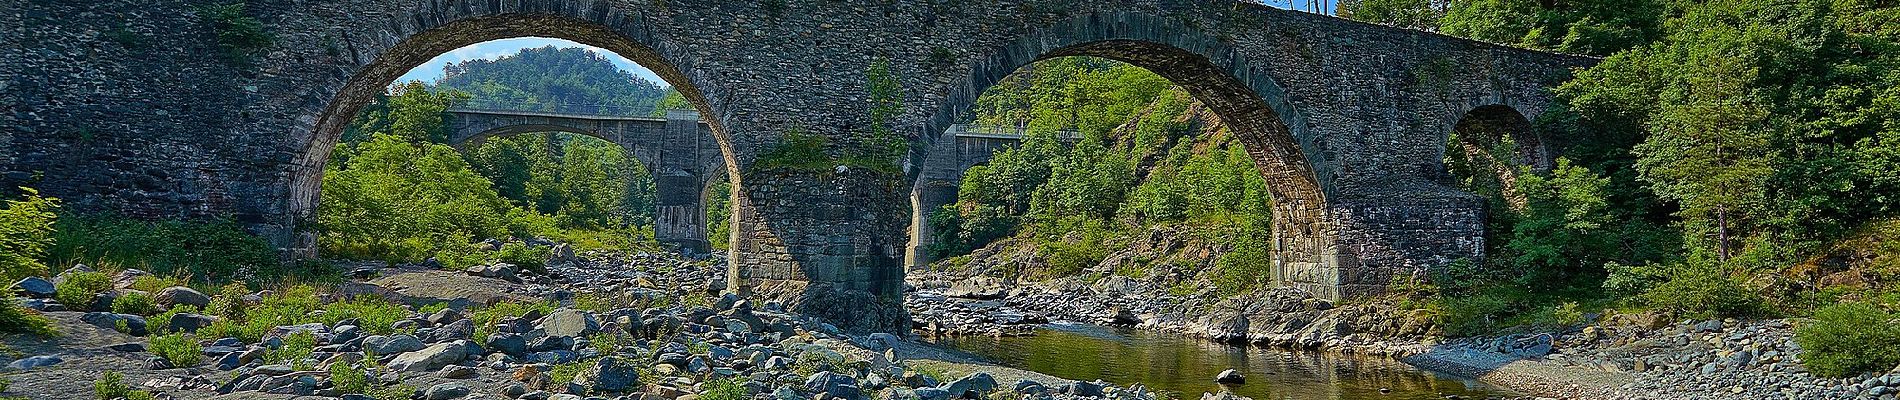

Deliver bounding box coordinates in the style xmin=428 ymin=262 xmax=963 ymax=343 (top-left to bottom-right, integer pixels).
xmin=0 ymin=250 xmax=1172 ymax=400
xmin=904 ymin=269 xmax=1900 ymax=400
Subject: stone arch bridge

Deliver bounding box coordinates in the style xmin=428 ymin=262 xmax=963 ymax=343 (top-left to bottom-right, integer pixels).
xmin=2 ymin=0 xmax=1594 ymax=333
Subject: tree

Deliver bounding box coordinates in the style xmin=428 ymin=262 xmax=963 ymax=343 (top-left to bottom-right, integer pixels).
xmin=1339 ymin=0 xmax=1447 ymax=31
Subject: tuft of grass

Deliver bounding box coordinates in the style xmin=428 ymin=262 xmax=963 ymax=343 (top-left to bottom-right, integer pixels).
xmin=55 ymin=271 xmax=112 ymax=311
xmin=319 ymin=298 xmax=411 ymax=335
xmin=328 ymin=360 xmax=373 ymax=394
xmin=470 ymin=300 xmax=557 ymax=343
xmin=93 ymin=372 xmax=155 ymax=400
xmin=111 ymin=290 xmax=157 ymax=316
xmin=699 ymin=377 xmax=748 ymax=400
xmin=0 ymin=294 xmax=56 ymax=336
xmin=149 ymin=333 xmax=203 ymax=368
xmin=266 ymin=330 xmax=318 ymax=370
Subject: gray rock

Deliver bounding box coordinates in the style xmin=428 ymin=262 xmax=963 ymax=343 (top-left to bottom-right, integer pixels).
xmin=168 ymin=313 xmax=218 ymax=334
xmin=485 ymin=332 xmax=528 ymax=356
xmin=428 ymin=319 xmax=474 ymax=343
xmin=943 ymin=372 xmax=996 ymax=399
xmin=388 ymin=342 xmax=469 ymax=372
xmin=6 ymin=355 xmax=62 ymax=370
xmin=537 ymin=309 xmax=600 ymax=338
xmin=11 ymin=277 xmax=55 ymax=298
xmin=424 ymin=382 xmax=472 ymax=400
xmin=807 ymin=371 xmax=862 ymax=400
xmin=364 ymin=334 xmax=426 ymax=355
xmin=155 ymin=286 xmax=211 ymax=309
xmin=81 ymin=312 xmax=148 ymax=336
xmin=578 ymin=357 xmax=641 ymax=393
xmin=438 ymin=364 xmax=478 ymax=379
xmin=1215 ymin=369 xmax=1245 ymax=384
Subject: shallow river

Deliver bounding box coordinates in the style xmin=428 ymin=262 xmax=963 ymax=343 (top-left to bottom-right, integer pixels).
xmin=922 ymin=323 xmax=1516 ymax=400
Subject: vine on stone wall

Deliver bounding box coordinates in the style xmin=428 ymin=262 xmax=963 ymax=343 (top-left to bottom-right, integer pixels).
xmin=195 ymin=2 xmax=275 ymax=67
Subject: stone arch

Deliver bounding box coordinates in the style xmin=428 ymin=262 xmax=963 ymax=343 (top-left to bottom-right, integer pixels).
xmin=1449 ymin=104 xmax=1548 ymax=173
xmin=915 ymin=12 xmax=1343 ymax=297
xmin=282 ymin=10 xmax=737 ymax=256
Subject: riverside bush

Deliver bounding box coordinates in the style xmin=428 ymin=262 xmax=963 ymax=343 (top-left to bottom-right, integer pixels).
xmin=0 ymin=294 xmax=55 ymax=336
xmin=0 ymin=188 xmax=59 ymax=283
xmin=92 ymin=372 xmax=154 ymax=400
xmin=149 ymin=333 xmax=203 ymax=367
xmin=1794 ymin=302 xmax=1900 ymax=378
xmin=55 ymin=271 xmax=111 ymax=311
xmin=46 ymin=216 xmax=291 ymax=286
xmin=110 ymin=290 xmax=157 ymax=316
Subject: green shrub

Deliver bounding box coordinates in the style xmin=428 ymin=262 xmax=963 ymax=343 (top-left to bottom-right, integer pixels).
xmin=147 ymin=305 xmax=198 ymax=336
xmin=1640 ymin=262 xmax=1762 ymax=319
xmin=111 ymin=291 xmax=157 ymax=316
xmin=46 ymin=216 xmax=287 ymax=286
xmin=319 ymin=298 xmax=410 ymax=335
xmin=1794 ymin=302 xmax=1900 ymax=378
xmin=0 ymin=187 xmax=59 ymax=283
xmin=194 ymin=2 xmax=274 ymax=65
xmin=149 ymin=333 xmax=203 ymax=368
xmin=268 ymin=330 xmax=318 ymax=370
xmin=93 ymin=371 xmax=155 ymax=400
xmin=699 ymin=378 xmax=748 ymax=400
xmin=126 ymin=275 xmax=186 ymax=294
xmin=55 ymin=271 xmax=112 ymax=310
xmin=496 ymin=242 xmax=550 ymax=274
xmin=329 ymin=360 xmax=373 ymax=394
xmin=0 ymin=294 xmax=56 ymax=336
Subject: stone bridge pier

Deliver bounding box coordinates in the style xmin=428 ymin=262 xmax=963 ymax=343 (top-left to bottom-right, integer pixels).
xmin=3 ymin=0 xmax=1591 ymax=333
xmin=444 ymin=109 xmax=720 ymax=253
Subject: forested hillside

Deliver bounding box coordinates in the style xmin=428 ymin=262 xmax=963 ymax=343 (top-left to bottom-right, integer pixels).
xmin=320 ymin=46 xmax=687 ymax=267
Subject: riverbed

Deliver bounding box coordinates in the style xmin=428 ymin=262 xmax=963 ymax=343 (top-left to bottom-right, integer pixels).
xmin=922 ymin=323 xmax=1517 ymax=400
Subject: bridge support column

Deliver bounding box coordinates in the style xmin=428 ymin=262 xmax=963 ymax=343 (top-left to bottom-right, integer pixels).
xmin=907 ymin=177 xmax=959 ymax=268
xmin=650 ymin=111 xmax=713 ymax=254
xmin=1275 ymin=187 xmax=1486 ymax=300
xmin=729 ymin=169 xmax=910 ymax=334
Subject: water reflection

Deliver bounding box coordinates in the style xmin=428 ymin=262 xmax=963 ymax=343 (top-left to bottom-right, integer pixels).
xmin=921 ymin=323 xmax=1513 ymax=400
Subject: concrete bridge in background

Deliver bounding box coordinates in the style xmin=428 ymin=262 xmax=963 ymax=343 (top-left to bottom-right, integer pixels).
xmin=4 ymin=0 xmax=1593 ymax=333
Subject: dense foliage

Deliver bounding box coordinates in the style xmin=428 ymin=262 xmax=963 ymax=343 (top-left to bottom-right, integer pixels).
xmin=1341 ymin=0 xmax=1900 ymax=375
xmin=929 ymin=57 xmax=1272 ymax=289
xmin=0 ymin=187 xmax=58 ymax=283
xmin=322 ymin=45 xmax=695 ymax=264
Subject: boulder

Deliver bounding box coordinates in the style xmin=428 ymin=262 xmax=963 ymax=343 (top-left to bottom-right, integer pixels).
xmin=428 ymin=319 xmax=474 ymax=343
xmin=438 ymin=364 xmax=478 ymax=379
xmin=167 ymin=313 xmax=218 ymax=334
xmin=10 ymin=277 xmax=56 ymax=299
xmin=1214 ymin=369 xmax=1245 ymax=384
xmin=155 ymin=286 xmax=211 ymax=309
xmin=806 ymin=371 xmax=861 ymax=400
xmin=424 ymin=382 xmax=472 ymax=400
xmin=485 ymin=332 xmax=528 ymax=356
xmin=943 ymin=372 xmax=996 ymax=399
xmin=387 ymin=342 xmax=469 ymax=372
xmin=82 ymin=312 xmax=148 ymax=336
xmin=577 ymin=357 xmax=641 ymax=393
xmin=537 ymin=309 xmax=600 ymax=338
xmin=6 ymin=355 xmax=62 ymax=370
xmin=364 ymin=334 xmax=426 ymax=356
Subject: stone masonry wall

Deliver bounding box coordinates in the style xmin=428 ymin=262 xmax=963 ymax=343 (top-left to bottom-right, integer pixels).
xmin=2 ymin=0 xmax=1592 ymax=332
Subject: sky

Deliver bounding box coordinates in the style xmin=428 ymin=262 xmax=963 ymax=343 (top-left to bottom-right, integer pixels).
xmin=391 ymin=3 xmax=1342 ymax=87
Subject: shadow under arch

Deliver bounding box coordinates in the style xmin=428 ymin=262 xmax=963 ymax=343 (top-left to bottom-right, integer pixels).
xmin=914 ymin=12 xmax=1347 ymax=297
xmin=285 ymin=12 xmax=738 ymax=257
